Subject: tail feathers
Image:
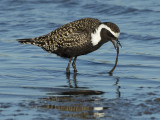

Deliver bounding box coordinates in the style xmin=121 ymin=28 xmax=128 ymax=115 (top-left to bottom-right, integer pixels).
xmin=17 ymin=38 xmax=45 ymax=46
xmin=17 ymin=38 xmax=34 ymax=44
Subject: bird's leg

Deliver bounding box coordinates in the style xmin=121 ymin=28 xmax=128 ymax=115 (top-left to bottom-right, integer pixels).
xmin=66 ymin=57 xmax=73 ymax=73
xmin=72 ymin=56 xmax=77 ymax=72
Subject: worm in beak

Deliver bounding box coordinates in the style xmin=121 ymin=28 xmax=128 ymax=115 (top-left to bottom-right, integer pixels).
xmin=109 ymin=39 xmax=122 ymax=74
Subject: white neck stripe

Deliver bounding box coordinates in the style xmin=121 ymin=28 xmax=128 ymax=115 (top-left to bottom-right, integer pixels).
xmin=91 ymin=24 xmax=120 ymax=46
xmin=102 ymin=24 xmax=120 ymax=38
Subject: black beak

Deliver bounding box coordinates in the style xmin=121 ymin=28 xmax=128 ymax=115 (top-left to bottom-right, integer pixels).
xmin=111 ymin=39 xmax=122 ymax=50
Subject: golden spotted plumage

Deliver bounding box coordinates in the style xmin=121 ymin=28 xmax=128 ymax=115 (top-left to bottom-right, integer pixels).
xmin=30 ymin=18 xmax=101 ymax=54
xmin=17 ymin=17 xmax=120 ymax=73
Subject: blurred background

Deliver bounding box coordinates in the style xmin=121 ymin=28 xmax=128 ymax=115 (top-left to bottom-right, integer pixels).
xmin=0 ymin=0 xmax=160 ymax=119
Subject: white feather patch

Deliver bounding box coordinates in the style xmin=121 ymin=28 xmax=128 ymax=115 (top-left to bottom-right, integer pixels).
xmin=91 ymin=24 xmax=120 ymax=46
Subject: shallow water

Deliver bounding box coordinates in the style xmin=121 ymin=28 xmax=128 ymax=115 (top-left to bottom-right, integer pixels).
xmin=0 ymin=0 xmax=160 ymax=120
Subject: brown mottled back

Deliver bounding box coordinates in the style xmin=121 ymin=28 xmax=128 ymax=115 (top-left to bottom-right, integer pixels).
xmin=32 ymin=18 xmax=101 ymax=53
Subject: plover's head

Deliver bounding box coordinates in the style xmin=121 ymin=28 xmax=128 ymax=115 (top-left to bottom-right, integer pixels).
xmin=102 ymin=22 xmax=120 ymax=48
xmin=91 ymin=22 xmax=120 ymax=48
xmin=103 ymin=22 xmax=120 ymax=39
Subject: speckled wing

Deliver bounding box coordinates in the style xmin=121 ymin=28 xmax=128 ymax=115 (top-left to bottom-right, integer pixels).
xmin=57 ymin=28 xmax=90 ymax=48
xmin=40 ymin=28 xmax=91 ymax=58
xmin=17 ymin=18 xmax=102 ymax=57
xmin=41 ymin=18 xmax=101 ymax=56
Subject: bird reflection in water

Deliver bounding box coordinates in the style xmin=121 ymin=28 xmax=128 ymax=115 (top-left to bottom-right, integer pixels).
xmin=115 ymin=77 xmax=121 ymax=98
xmin=35 ymin=73 xmax=121 ymax=119
xmin=38 ymin=73 xmax=109 ymax=119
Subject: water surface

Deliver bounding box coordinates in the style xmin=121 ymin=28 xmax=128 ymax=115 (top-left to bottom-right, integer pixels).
xmin=0 ymin=0 xmax=160 ymax=120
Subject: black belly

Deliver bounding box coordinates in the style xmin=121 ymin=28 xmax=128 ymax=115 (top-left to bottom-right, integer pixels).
xmin=53 ymin=43 xmax=104 ymax=58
